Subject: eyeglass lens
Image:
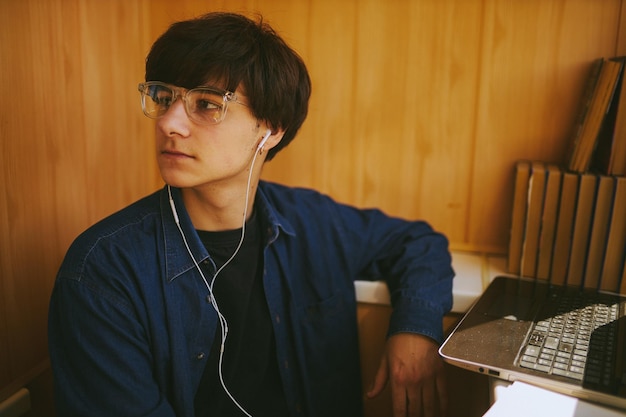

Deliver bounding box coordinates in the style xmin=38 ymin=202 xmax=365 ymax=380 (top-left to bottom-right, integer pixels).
xmin=141 ymin=83 xmax=227 ymax=124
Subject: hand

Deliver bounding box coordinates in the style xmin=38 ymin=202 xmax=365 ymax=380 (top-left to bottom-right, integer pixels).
xmin=366 ymin=333 xmax=447 ymax=417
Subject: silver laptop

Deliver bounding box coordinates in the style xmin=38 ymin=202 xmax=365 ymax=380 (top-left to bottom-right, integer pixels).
xmin=439 ymin=275 xmax=626 ymax=410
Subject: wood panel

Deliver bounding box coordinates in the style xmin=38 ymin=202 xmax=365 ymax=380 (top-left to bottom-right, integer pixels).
xmin=0 ymin=0 xmax=86 ymax=397
xmin=148 ymin=0 xmax=623 ymax=251
xmin=0 ymin=0 xmax=624 ymax=407
xmin=620 ymin=3 xmax=626 ymax=54
xmin=262 ymin=0 xmax=483 ymax=247
xmin=346 ymin=0 xmax=482 ymax=245
xmin=469 ymin=0 xmax=623 ymax=250
xmin=0 ymin=0 xmax=156 ymax=402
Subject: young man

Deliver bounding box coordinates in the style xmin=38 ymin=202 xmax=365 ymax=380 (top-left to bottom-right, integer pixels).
xmin=48 ymin=12 xmax=454 ymax=417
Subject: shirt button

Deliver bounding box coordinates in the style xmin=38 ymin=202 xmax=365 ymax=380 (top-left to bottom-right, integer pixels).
xmin=196 ymin=352 xmax=205 ymax=360
xmin=284 ymin=360 xmax=289 ymax=369
xmin=206 ymin=294 xmax=212 ymax=303
xmin=275 ymin=314 xmax=280 ymax=324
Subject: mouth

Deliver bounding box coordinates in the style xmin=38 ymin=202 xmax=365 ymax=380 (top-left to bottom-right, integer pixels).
xmin=160 ymin=149 xmax=194 ymax=159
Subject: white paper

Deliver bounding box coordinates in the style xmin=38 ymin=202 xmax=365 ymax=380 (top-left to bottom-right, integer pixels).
xmin=483 ymin=381 xmax=625 ymax=417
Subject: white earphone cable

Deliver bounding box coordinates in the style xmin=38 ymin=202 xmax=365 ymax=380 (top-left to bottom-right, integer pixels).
xmin=167 ymin=135 xmax=265 ymax=417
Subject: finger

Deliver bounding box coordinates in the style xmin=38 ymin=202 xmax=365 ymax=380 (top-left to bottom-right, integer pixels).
xmin=419 ymin=380 xmax=435 ymax=417
xmin=436 ymin=372 xmax=448 ymax=417
xmin=391 ymin=383 xmax=408 ymax=417
xmin=367 ymin=356 xmax=389 ymax=398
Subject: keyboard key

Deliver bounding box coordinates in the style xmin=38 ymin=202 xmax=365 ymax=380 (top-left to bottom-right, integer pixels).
xmin=544 ymin=336 xmax=559 ymax=349
xmin=522 ymin=355 xmax=538 ymax=363
xmin=569 ymin=365 xmax=584 ymax=374
xmin=528 ymin=332 xmax=545 ymax=346
xmin=553 ymin=368 xmax=584 ymax=380
xmin=519 ymin=296 xmax=619 ymax=381
xmin=524 ymin=346 xmax=540 ymax=357
xmin=558 ymin=342 xmax=573 ymax=353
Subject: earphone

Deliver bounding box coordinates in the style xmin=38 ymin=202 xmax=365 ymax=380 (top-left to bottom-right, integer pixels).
xmin=166 ymin=129 xmax=272 ymax=417
xmin=257 ymin=129 xmax=271 ymax=151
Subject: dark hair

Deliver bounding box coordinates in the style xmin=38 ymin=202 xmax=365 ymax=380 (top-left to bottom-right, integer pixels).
xmin=145 ymin=12 xmax=311 ymax=161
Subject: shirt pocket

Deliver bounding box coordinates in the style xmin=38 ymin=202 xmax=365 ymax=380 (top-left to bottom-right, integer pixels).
xmin=295 ymin=292 xmax=362 ymax=412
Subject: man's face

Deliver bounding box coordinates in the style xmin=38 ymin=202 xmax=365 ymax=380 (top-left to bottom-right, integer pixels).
xmin=153 ymin=85 xmax=264 ymax=191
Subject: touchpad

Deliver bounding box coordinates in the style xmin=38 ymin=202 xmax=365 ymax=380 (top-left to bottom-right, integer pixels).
xmin=483 ymin=294 xmax=536 ymax=321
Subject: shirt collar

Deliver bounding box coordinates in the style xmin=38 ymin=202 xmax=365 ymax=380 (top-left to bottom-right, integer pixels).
xmin=160 ymin=186 xmax=208 ymax=282
xmin=160 ymin=182 xmax=295 ymax=282
xmin=256 ymin=181 xmax=296 ymax=243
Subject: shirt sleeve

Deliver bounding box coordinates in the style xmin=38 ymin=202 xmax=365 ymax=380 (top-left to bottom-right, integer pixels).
xmin=326 ymin=197 xmax=455 ymax=344
xmin=48 ymin=276 xmax=177 ymax=417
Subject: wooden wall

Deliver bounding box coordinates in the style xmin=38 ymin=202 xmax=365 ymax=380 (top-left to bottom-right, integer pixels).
xmin=0 ymin=0 xmax=624 ymax=410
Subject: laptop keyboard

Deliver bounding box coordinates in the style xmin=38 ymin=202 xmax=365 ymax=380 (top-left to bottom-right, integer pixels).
xmin=518 ymin=291 xmax=620 ymax=387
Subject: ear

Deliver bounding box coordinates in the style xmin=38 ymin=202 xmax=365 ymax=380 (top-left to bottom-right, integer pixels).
xmin=257 ymin=129 xmax=272 ymax=150
xmin=258 ymin=128 xmax=285 ymax=152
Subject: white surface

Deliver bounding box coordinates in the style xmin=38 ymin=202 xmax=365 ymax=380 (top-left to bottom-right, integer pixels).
xmin=483 ymin=381 xmax=624 ymax=417
xmin=354 ymin=250 xmax=509 ymax=313
xmin=354 ymin=280 xmax=391 ymax=305
xmin=449 ymin=251 xmax=488 ymax=312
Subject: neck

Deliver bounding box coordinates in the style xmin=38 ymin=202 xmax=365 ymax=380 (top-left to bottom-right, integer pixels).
xmin=180 ymin=147 xmax=265 ymax=231
xmin=181 ymin=180 xmax=259 ymax=231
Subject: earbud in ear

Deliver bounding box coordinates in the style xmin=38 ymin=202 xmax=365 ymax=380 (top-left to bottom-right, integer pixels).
xmin=257 ymin=129 xmax=272 ymax=151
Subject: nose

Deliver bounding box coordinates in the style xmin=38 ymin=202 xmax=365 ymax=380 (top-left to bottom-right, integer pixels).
xmin=156 ymin=99 xmax=191 ymax=138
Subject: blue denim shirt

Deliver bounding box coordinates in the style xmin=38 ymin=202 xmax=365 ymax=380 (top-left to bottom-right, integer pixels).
xmin=48 ymin=182 xmax=454 ymax=417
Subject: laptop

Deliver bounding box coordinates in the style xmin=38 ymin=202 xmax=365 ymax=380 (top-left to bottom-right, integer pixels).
xmin=439 ymin=275 xmax=626 ymax=410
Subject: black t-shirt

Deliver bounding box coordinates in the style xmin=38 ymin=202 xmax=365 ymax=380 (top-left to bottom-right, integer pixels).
xmin=194 ymin=212 xmax=289 ymax=417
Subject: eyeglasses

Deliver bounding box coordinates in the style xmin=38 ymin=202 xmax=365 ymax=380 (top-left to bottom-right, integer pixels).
xmin=137 ymin=81 xmax=247 ymax=125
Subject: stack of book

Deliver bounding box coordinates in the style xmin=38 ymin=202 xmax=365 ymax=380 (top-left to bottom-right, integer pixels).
xmin=507 ymin=56 xmax=626 ymax=293
xmin=568 ymin=56 xmax=626 ymax=175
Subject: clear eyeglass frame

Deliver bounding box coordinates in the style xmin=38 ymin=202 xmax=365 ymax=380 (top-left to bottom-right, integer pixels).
xmin=137 ymin=81 xmax=247 ymax=125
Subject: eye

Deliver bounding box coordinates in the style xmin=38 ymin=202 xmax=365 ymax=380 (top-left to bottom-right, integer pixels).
xmin=150 ymin=86 xmax=173 ymax=108
xmin=189 ymin=91 xmax=225 ymax=123
xmin=192 ymin=90 xmax=223 ymax=112
xmin=195 ymin=98 xmax=220 ymax=111
xmin=155 ymin=95 xmax=172 ymax=107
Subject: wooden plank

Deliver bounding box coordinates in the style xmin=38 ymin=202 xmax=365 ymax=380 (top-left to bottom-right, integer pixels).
xmin=468 ymin=0 xmax=622 ymax=251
